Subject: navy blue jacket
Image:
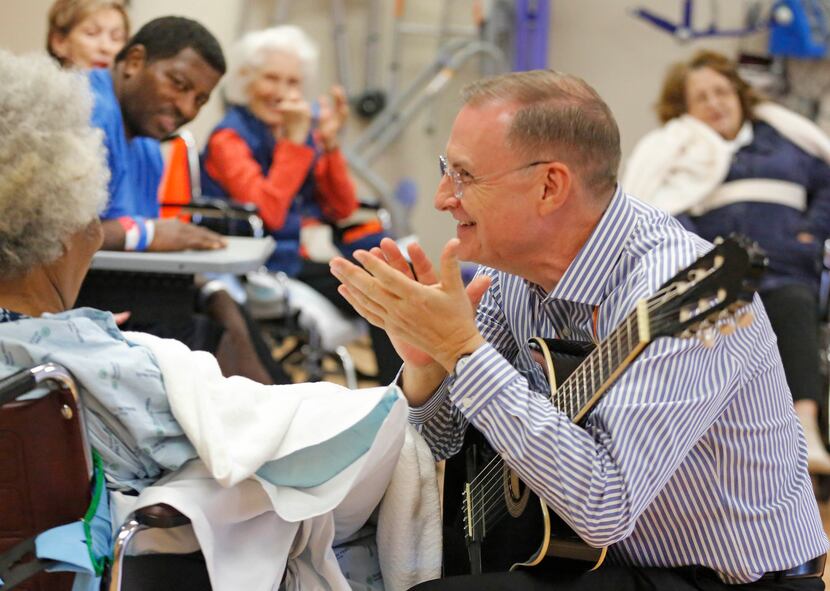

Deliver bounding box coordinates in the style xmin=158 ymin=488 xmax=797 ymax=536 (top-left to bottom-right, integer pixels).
xmin=681 ymin=121 xmax=830 ymax=292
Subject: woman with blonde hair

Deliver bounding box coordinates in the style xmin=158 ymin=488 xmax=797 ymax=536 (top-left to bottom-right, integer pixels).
xmin=47 ymin=0 xmax=129 ymax=69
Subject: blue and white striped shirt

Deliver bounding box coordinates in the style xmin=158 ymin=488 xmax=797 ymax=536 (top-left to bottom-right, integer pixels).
xmin=410 ymin=188 xmax=828 ymax=583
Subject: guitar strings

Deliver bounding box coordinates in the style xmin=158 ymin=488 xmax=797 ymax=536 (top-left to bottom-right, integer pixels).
xmin=555 ymin=282 xmax=689 ymax=414
xmin=464 ymin=296 xmax=664 ymax=529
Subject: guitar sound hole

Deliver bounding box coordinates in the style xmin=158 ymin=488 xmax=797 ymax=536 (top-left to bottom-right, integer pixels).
xmin=503 ymin=466 xmax=530 ymax=518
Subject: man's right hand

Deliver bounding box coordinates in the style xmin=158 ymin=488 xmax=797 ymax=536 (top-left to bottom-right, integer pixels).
xmin=148 ymin=218 xmax=227 ymax=251
xmin=365 ymin=239 xmax=443 ymax=367
xmin=338 ymin=237 xmax=491 ymax=405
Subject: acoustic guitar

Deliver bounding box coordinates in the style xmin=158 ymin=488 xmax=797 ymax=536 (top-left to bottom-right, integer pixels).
xmin=452 ymin=236 xmax=766 ymax=575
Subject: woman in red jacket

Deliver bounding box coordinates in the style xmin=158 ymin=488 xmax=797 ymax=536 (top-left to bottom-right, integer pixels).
xmin=201 ymin=25 xmax=401 ymax=383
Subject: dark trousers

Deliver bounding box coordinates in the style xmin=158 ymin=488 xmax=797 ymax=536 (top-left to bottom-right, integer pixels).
xmin=410 ymin=564 xmax=825 ymax=590
xmin=297 ymin=260 xmax=402 ymax=383
xmin=761 ymin=283 xmax=821 ymax=404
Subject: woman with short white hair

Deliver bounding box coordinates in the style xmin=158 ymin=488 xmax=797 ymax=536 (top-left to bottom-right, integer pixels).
xmin=0 ymin=50 xmax=108 ymax=310
xmin=0 ymin=50 xmax=408 ymax=591
xmin=202 ymin=25 xmax=354 ymax=274
xmin=201 ymin=25 xmax=402 ymax=383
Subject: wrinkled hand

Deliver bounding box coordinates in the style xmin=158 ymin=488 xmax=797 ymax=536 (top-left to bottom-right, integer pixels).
xmin=277 ymin=87 xmax=312 ymax=145
xmin=797 ymin=231 xmax=816 ymax=244
xmin=317 ymin=85 xmax=349 ymax=151
xmin=330 ymin=238 xmax=491 ymax=373
xmin=148 ymin=219 xmax=227 ymax=252
xmin=112 ymin=311 xmax=131 ymax=325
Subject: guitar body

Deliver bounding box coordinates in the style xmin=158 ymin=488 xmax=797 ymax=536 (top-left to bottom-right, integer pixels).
xmin=448 ymin=339 xmax=607 ymax=574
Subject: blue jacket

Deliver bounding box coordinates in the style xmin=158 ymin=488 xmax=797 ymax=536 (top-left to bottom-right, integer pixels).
xmin=88 ymin=68 xmax=163 ymax=220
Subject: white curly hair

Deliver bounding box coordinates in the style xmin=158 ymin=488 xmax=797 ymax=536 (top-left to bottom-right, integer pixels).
xmin=0 ymin=50 xmax=109 ymax=279
xmin=223 ymin=25 xmax=319 ymax=106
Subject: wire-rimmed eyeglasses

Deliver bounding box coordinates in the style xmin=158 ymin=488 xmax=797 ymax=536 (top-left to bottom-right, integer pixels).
xmin=438 ymin=154 xmax=553 ymax=200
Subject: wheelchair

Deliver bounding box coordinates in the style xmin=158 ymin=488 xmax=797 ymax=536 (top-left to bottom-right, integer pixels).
xmin=0 ymin=362 xmax=210 ymax=591
xmin=162 ymin=130 xmax=391 ymax=388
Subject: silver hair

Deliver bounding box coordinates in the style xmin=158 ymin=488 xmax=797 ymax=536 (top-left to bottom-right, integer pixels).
xmin=0 ymin=50 xmax=109 ymax=279
xmin=223 ymin=25 xmax=319 ymax=106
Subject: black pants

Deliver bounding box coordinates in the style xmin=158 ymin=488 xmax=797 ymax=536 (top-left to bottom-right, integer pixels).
xmin=760 ymin=283 xmax=822 ymax=404
xmin=410 ymin=564 xmax=825 ymax=590
xmin=297 ymin=260 xmax=402 ymax=383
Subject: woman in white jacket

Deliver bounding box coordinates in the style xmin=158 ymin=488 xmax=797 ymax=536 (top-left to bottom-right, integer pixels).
xmin=624 ymin=49 xmax=830 ymax=474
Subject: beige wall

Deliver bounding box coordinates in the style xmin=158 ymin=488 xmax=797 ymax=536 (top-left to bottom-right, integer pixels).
xmin=1 ymin=0 xmax=770 ymax=259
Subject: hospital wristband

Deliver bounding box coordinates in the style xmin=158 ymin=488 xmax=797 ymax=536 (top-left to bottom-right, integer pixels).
xmin=117 ymin=216 xmax=155 ymax=251
xmin=138 ymin=219 xmax=155 ymax=251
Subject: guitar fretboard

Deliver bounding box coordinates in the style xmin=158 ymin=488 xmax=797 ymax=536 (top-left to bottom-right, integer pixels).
xmin=554 ymin=306 xmax=645 ymax=422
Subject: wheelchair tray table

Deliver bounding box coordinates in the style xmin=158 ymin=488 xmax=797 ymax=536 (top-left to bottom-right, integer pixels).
xmin=89 ymin=236 xmax=275 ymax=274
xmin=76 ymin=236 xmax=275 ymax=325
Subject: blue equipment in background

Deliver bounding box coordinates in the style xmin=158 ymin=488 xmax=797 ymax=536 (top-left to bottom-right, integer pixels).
xmin=632 ymin=0 xmax=766 ymax=42
xmin=513 ymin=0 xmax=550 ymax=71
xmin=769 ymin=0 xmax=829 ymax=58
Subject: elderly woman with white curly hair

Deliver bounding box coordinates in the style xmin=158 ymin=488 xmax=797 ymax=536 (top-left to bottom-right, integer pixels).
xmin=0 ymin=52 xmax=108 ymax=322
xmin=0 ymin=49 xmax=412 ymax=591
xmin=201 ymin=25 xmax=402 ymax=383
xmin=0 ymin=48 xmax=202 ymax=502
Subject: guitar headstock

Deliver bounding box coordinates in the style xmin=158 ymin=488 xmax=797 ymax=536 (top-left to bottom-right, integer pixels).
xmin=647 ymin=235 xmax=767 ymax=344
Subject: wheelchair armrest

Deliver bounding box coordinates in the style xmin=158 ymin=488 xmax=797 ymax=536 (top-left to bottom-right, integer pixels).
xmin=161 ymin=197 xmax=266 ymax=238
xmin=356 ymin=200 xmax=381 ymax=211
xmin=161 ymin=197 xmax=258 ymax=220
xmin=134 ymin=503 xmax=191 ymax=528
xmin=0 ymin=368 xmax=36 ymax=406
xmin=198 ymin=196 xmax=258 ymax=215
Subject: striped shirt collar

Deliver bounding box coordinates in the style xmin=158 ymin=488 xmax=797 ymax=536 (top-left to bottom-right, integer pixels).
xmin=543 ymin=184 xmax=635 ymax=306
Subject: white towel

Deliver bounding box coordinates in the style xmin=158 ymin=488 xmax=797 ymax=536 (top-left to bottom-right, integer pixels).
xmin=119 ymin=331 xmax=407 ymax=591
xmin=376 ymin=425 xmax=443 ymax=590
xmin=623 ymin=114 xmax=731 ymax=215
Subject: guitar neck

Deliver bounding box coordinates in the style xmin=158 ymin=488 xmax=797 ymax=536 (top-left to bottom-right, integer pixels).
xmin=555 ymin=300 xmax=651 ymax=423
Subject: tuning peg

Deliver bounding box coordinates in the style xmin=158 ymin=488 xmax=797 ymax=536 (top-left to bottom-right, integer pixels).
xmin=719 ymin=321 xmax=736 ymax=336
xmin=736 ymin=311 xmax=754 ymax=329
xmin=700 ymin=329 xmax=717 ymax=348
xmin=727 ymin=301 xmax=746 ymax=314
xmin=680 ymin=328 xmax=694 ymax=339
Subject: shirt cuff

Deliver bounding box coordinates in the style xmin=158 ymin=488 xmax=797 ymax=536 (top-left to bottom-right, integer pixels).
xmin=406 ymin=373 xmax=452 ymax=425
xmin=448 ymin=343 xmax=517 ymax=421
